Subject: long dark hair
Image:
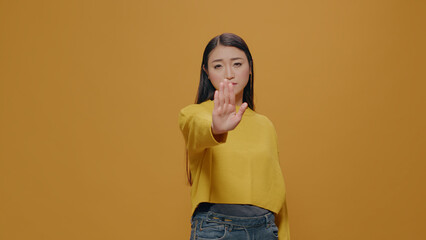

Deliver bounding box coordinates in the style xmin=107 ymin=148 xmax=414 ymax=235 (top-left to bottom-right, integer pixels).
xmin=195 ymin=33 xmax=255 ymax=110
xmin=186 ymin=33 xmax=255 ymax=186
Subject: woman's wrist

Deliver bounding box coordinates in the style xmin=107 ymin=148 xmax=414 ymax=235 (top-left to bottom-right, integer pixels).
xmin=211 ymin=123 xmax=227 ymax=142
xmin=211 ymin=122 xmax=227 ymax=135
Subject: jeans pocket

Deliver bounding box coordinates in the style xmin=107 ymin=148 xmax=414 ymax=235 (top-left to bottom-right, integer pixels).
xmin=190 ymin=220 xmax=197 ymax=240
xmin=196 ymin=220 xmax=228 ymax=240
xmin=270 ymin=222 xmax=279 ymax=239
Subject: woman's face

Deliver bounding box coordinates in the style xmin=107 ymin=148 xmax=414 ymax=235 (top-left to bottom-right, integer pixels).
xmin=204 ymin=45 xmax=251 ymax=99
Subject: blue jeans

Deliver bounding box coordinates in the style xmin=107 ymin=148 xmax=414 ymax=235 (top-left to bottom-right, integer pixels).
xmin=190 ymin=210 xmax=279 ymax=240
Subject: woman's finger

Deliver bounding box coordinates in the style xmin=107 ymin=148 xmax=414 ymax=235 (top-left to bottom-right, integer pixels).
xmin=219 ymin=81 xmax=225 ymax=110
xmin=236 ymin=102 xmax=248 ymax=119
xmin=223 ymin=79 xmax=229 ymax=107
xmin=229 ymin=82 xmax=235 ymax=106
xmin=213 ymin=90 xmax=218 ymax=110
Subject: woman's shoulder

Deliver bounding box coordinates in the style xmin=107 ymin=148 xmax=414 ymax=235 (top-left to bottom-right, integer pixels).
xmin=179 ymin=100 xmax=214 ymax=118
xmin=250 ymin=111 xmax=276 ymax=129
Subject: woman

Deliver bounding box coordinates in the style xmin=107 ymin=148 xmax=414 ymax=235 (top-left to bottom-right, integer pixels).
xmin=179 ymin=33 xmax=290 ymax=240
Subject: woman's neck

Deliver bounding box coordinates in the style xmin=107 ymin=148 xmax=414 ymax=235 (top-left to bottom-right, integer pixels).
xmin=235 ymin=92 xmax=243 ymax=106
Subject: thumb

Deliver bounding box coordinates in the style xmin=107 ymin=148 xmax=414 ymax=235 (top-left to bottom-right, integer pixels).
xmin=236 ymin=102 xmax=249 ymax=119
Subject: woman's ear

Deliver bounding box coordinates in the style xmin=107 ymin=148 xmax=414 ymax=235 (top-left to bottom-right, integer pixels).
xmin=202 ymin=65 xmax=208 ymax=76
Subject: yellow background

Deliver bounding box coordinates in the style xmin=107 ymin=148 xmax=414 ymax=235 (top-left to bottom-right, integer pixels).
xmin=1 ymin=0 xmax=425 ymax=239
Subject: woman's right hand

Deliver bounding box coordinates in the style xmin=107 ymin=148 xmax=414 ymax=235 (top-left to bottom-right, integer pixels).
xmin=211 ymin=79 xmax=248 ymax=135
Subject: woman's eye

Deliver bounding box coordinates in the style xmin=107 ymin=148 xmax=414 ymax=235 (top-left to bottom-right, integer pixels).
xmin=214 ymin=65 xmax=222 ymax=69
xmin=234 ymin=62 xmax=242 ymax=67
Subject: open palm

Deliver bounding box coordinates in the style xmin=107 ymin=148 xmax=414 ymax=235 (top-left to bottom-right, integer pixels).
xmin=211 ymin=79 xmax=248 ymax=135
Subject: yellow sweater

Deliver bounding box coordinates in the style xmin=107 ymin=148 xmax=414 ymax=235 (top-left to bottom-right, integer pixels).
xmin=178 ymin=100 xmax=290 ymax=240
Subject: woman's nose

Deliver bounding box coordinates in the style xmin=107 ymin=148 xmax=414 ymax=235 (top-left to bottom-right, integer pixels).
xmin=225 ymin=67 xmax=235 ymax=80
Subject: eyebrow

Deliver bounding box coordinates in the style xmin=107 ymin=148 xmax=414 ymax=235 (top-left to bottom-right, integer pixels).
xmin=211 ymin=57 xmax=244 ymax=63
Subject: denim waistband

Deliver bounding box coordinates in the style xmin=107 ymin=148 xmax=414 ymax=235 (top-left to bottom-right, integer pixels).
xmin=196 ymin=202 xmax=271 ymax=217
xmin=191 ymin=210 xmax=275 ymax=228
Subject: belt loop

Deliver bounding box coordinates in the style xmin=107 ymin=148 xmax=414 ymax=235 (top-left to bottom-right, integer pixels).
xmin=228 ymin=224 xmax=234 ymax=232
xmin=264 ymin=214 xmax=269 ymax=228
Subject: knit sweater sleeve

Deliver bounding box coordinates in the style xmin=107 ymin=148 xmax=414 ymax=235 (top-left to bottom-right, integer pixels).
xmin=178 ymin=104 xmax=227 ymax=152
xmin=266 ymin=117 xmax=291 ymax=239
xmin=276 ymin=198 xmax=291 ymax=240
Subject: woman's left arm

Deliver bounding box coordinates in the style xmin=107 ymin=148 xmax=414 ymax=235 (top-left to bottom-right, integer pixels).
xmin=275 ymin=198 xmax=291 ymax=240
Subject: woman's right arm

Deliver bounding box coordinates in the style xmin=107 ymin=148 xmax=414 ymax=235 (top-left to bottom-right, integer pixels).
xmin=179 ymin=105 xmax=226 ymax=152
xmin=179 ymin=79 xmax=248 ymax=151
